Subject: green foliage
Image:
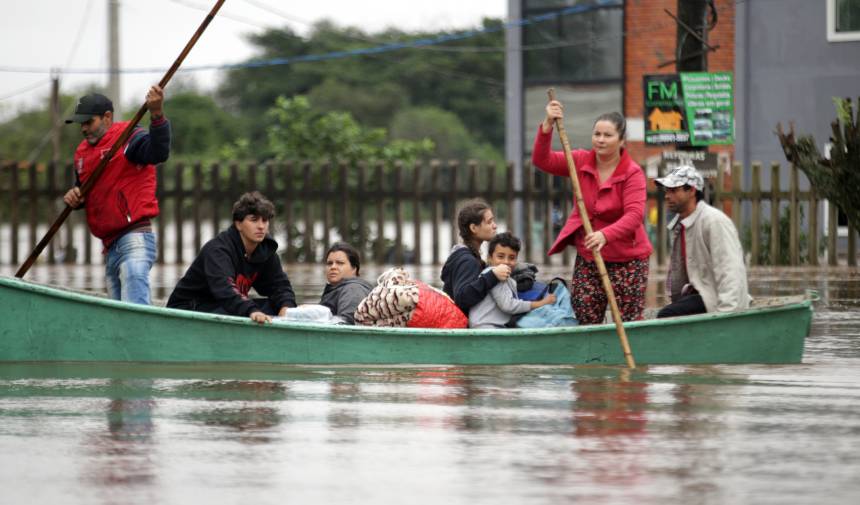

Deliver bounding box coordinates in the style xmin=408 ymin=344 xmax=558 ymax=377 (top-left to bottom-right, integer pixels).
xmin=0 ymin=94 xmax=82 ymax=164
xmin=389 ymin=106 xmax=504 ymax=163
xmin=162 ymin=92 xmax=242 ymax=161
xmin=218 ymin=19 xmax=505 ymax=154
xmin=777 ymin=97 xmax=860 ymax=228
xmin=308 ymin=78 xmax=408 ymax=128
xmin=256 ymin=95 xmax=433 ymax=164
xmin=742 ymin=205 xmax=812 ymax=265
xmin=3 ymin=20 xmax=506 ymax=165
xmin=833 ymin=96 xmax=852 ymax=125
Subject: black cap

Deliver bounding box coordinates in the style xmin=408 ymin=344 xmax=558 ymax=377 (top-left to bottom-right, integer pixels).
xmin=65 ymin=94 xmax=114 ymax=124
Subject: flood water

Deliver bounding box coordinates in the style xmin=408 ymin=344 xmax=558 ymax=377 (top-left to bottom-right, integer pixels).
xmin=1 ymin=265 xmax=859 ymax=504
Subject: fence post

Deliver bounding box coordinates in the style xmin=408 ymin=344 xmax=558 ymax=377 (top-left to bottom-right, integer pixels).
xmin=9 ymin=164 xmax=19 ymax=266
xmin=357 ymin=162 xmax=367 ymax=260
xmin=849 ymin=221 xmax=857 ymax=267
xmin=524 ymin=161 xmax=534 ymax=264
xmin=265 ymin=161 xmax=277 ymax=249
xmin=656 ymin=163 xmax=666 ymax=267
xmin=715 ymin=162 xmax=724 ymax=215
xmin=339 ymin=161 xmax=349 ymax=241
xmin=828 ymin=202 xmax=838 ymax=266
xmin=506 ymin=162 xmax=514 ymax=240
xmin=303 ymin=161 xmax=314 ymax=263
xmin=229 ymin=162 xmax=240 ymax=196
xmin=770 ymin=162 xmax=781 ymax=265
xmin=413 ymin=161 xmax=422 ymax=265
xmin=174 ymin=162 xmax=185 ymax=265
xmin=431 ymin=161 xmax=441 ymax=265
xmin=750 ymin=162 xmax=761 ymax=266
xmin=375 ymin=162 xmax=385 ymax=263
xmin=63 ymin=162 xmax=75 ymax=264
xmin=322 ymin=162 xmax=331 ymax=253
xmin=789 ymin=164 xmax=799 ymax=266
xmin=485 ymin=161 xmax=496 ymax=209
xmin=28 ymin=163 xmax=38 ymax=255
xmin=544 ymin=171 xmax=554 ymax=260
xmin=562 ymin=180 xmax=571 ymax=266
xmin=732 ymin=161 xmax=743 ymax=233
xmin=449 ymin=161 xmax=460 ymax=250
xmin=246 ymin=161 xmax=257 ymax=190
xmin=808 ymin=185 xmax=819 ymax=267
xmin=193 ymin=162 xmax=202 ymax=255
xmin=47 ymin=161 xmax=56 ymax=264
xmin=283 ymin=161 xmax=294 ymax=262
xmin=468 ymin=160 xmax=478 ymax=199
xmin=210 ymin=163 xmax=221 ymax=243
xmin=394 ymin=161 xmax=404 ymax=264
xmin=156 ymin=166 xmax=165 ymax=264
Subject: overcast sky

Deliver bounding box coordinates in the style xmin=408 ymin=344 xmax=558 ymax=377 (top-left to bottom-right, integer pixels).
xmin=0 ymin=0 xmax=507 ymax=119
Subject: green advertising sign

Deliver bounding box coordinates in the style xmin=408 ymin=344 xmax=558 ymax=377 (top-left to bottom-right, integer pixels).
xmin=644 ymin=72 xmax=734 ymax=146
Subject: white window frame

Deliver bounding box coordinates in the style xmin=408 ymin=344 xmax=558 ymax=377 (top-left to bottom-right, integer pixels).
xmin=827 ymin=0 xmax=860 ymax=42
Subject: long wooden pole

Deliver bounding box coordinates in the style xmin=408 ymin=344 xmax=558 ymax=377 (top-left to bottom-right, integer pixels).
xmin=547 ymin=88 xmax=636 ymax=368
xmin=15 ymin=0 xmax=226 ymax=278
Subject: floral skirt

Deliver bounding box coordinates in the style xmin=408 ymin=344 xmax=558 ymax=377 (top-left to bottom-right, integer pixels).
xmin=570 ymin=255 xmax=649 ymax=325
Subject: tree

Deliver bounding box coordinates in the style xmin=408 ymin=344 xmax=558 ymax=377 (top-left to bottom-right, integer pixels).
xmin=777 ymin=97 xmax=860 ymax=228
xmin=0 ymin=94 xmax=81 ymax=165
xmin=217 ymin=19 xmax=505 ymax=155
xmin=307 ymin=78 xmax=408 ymax=129
xmin=389 ymin=106 xmax=503 ymax=162
xmin=226 ymin=95 xmax=433 ymax=164
xmin=163 ymin=91 xmax=242 ymax=161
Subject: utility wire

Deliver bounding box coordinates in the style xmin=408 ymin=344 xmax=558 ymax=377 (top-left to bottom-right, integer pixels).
xmin=0 ymin=79 xmax=52 ymax=102
xmin=0 ymin=1 xmax=624 ymax=75
xmin=167 ymin=0 xmax=274 ymax=29
xmin=238 ymin=0 xmax=316 ymax=30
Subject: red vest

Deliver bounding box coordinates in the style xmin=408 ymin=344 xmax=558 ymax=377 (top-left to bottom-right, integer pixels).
xmin=74 ymin=121 xmax=159 ymax=247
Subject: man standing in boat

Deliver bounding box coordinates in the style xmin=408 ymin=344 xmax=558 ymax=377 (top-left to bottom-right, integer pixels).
xmin=655 ymin=165 xmax=751 ymax=318
xmin=167 ymin=192 xmax=297 ymax=324
xmin=62 ymin=88 xmax=171 ymax=305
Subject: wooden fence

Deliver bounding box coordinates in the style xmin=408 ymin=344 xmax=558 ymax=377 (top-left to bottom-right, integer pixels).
xmin=0 ymin=159 xmax=857 ymax=267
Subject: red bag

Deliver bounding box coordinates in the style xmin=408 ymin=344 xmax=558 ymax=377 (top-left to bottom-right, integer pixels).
xmin=407 ymin=282 xmax=468 ymax=329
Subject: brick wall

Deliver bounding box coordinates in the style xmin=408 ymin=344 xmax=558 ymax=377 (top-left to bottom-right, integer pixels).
xmin=623 ymin=0 xmax=735 ymax=165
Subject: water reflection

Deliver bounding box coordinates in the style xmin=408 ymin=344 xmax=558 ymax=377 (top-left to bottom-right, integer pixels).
xmin=572 ymin=369 xmax=648 ymax=438
xmin=327 ymin=380 xmax=362 ymax=432
xmin=181 ymin=381 xmax=286 ymax=444
xmin=84 ymin=379 xmax=157 ymax=505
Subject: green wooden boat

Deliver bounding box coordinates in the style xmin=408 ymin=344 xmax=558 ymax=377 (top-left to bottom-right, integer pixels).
xmin=0 ymin=276 xmax=813 ymax=365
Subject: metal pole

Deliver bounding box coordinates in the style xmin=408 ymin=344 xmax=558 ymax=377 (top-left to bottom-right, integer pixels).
xmin=505 ymin=0 xmax=524 ymax=237
xmin=108 ymin=0 xmax=121 ymax=116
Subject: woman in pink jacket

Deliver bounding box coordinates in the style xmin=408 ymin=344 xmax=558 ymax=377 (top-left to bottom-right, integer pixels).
xmin=532 ymin=101 xmax=652 ymax=324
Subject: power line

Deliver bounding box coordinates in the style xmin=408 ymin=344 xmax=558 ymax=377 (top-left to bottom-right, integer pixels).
xmin=167 ymin=0 xmax=275 ymax=29
xmin=0 ymin=78 xmax=52 ymax=101
xmin=65 ymin=0 xmax=94 ymax=68
xmin=238 ymin=0 xmax=315 ymax=30
xmin=0 ymin=1 xmax=624 ymax=75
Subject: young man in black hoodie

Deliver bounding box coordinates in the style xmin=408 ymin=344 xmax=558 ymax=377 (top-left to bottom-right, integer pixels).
xmin=167 ymin=192 xmax=296 ymax=324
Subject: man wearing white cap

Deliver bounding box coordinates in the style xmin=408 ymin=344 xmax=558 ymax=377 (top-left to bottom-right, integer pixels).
xmin=655 ymin=165 xmax=750 ymax=317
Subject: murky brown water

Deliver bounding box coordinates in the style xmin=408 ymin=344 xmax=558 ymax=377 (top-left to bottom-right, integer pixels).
xmin=1 ymin=265 xmax=859 ymax=504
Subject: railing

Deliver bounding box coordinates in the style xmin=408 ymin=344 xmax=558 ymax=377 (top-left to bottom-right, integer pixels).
xmin=0 ymin=159 xmax=857 ymax=267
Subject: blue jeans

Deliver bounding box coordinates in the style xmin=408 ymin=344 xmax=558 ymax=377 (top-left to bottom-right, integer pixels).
xmin=105 ymin=231 xmax=157 ymax=304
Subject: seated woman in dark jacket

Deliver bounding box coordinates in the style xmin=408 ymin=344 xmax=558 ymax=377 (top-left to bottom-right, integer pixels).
xmin=319 ymin=242 xmax=373 ymax=324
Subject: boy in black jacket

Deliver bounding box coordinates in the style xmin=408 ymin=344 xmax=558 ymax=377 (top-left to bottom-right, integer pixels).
xmin=167 ymin=192 xmax=296 ymax=324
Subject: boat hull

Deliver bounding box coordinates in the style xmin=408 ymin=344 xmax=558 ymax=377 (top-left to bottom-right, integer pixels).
xmin=0 ymin=277 xmax=812 ymax=365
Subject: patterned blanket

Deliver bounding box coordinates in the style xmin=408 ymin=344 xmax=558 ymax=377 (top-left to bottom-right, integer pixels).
xmin=354 ymin=268 xmax=467 ymax=328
